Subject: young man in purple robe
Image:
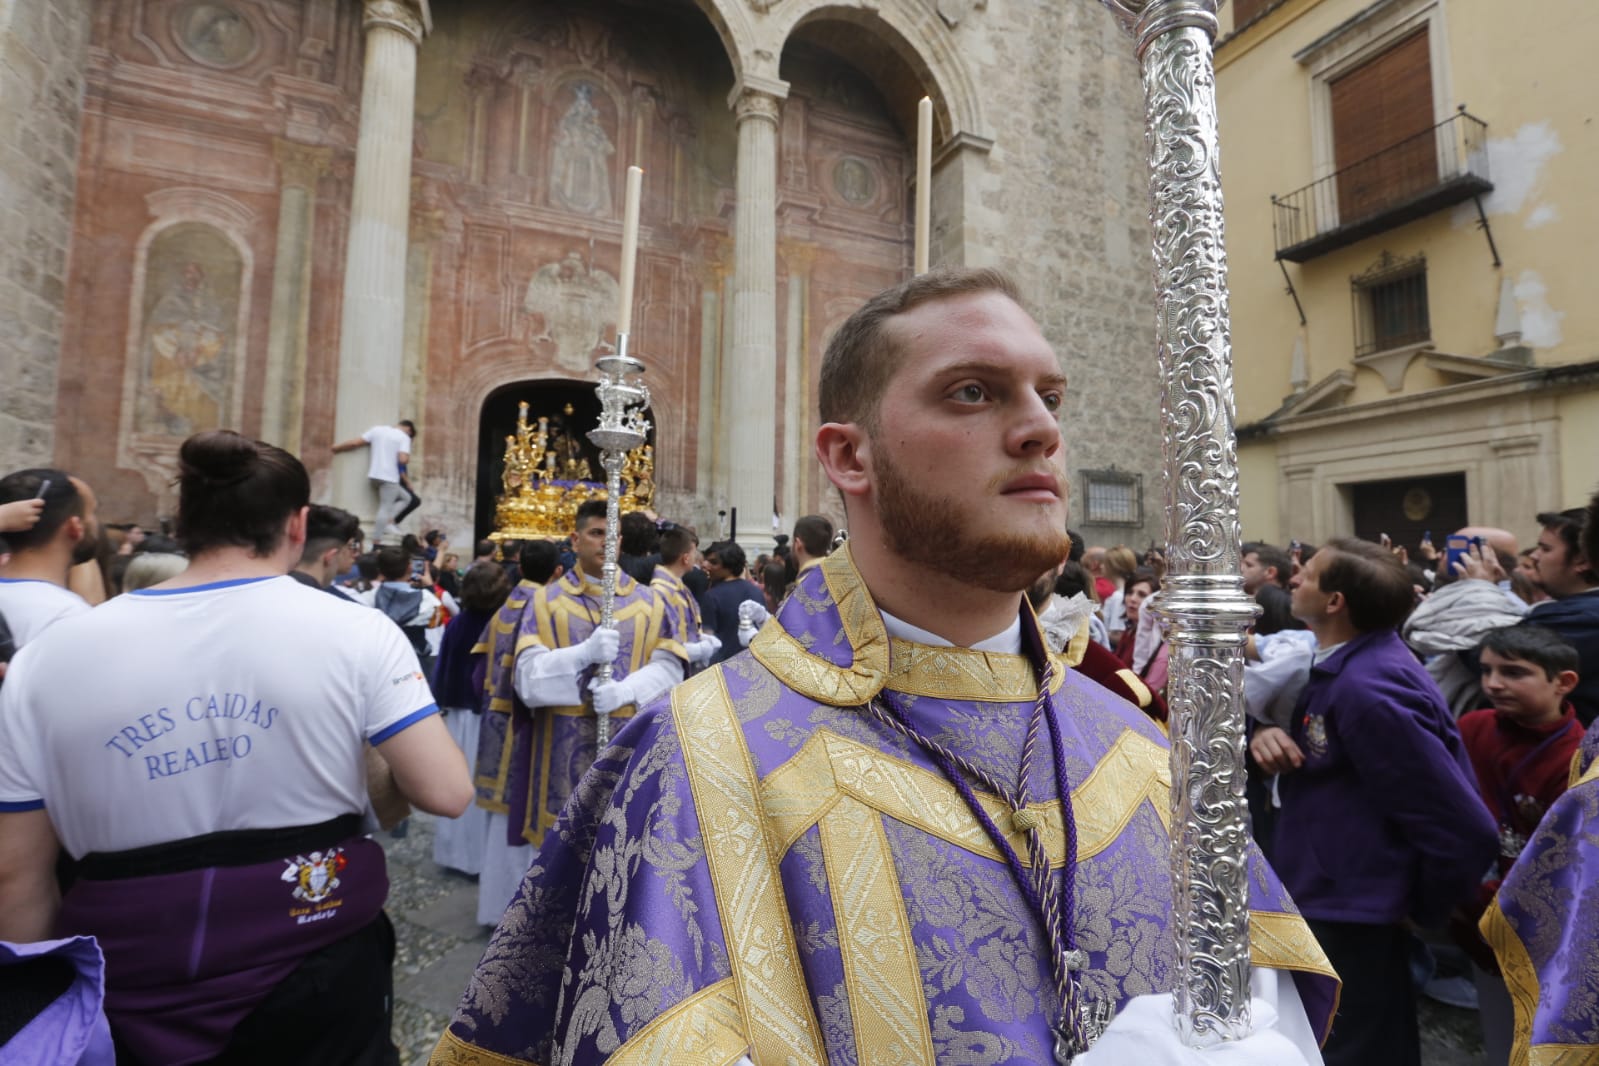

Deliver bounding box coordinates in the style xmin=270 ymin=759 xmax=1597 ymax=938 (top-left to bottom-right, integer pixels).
xmin=473 ymin=503 xmax=686 ymax=927
xmin=434 ymin=270 xmax=1340 ymax=1065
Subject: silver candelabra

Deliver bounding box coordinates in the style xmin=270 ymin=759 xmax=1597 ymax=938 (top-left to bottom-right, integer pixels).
xmin=586 ymin=332 xmax=651 ymax=748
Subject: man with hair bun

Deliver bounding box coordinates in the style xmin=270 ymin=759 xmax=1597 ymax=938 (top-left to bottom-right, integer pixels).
xmin=437 ymin=268 xmax=1338 ymax=1065
xmin=0 ymin=430 xmax=472 ymax=1065
xmin=0 ymin=469 xmax=99 ymax=648
xmin=1253 ymin=537 xmax=1497 ymax=1066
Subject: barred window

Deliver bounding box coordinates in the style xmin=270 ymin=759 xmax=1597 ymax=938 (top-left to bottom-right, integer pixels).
xmin=1082 ymin=469 xmax=1142 ymax=526
xmin=1352 ymin=252 xmax=1429 ymax=356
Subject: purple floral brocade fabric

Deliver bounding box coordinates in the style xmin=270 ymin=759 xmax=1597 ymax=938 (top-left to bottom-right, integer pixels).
xmin=437 ymin=555 xmax=1336 ymax=1065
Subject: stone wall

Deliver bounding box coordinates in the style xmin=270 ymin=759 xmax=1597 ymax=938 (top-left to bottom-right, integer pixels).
xmin=0 ymin=0 xmax=92 ymax=469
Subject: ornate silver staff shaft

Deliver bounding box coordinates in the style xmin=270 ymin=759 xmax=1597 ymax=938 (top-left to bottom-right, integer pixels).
xmin=587 ymin=333 xmax=651 ymax=749
xmin=1099 ymin=0 xmax=1257 ymax=1046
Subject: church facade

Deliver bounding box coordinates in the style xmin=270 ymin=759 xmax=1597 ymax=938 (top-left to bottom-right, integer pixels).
xmin=1 ymin=0 xmax=1165 ymax=551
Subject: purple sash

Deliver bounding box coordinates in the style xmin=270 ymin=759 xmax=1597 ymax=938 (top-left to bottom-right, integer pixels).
xmin=56 ymin=835 xmax=388 ymax=1065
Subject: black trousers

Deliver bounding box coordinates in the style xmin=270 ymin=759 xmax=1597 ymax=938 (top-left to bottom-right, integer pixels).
xmin=115 ymin=912 xmax=400 ymax=1066
xmin=1307 ymin=919 xmax=1420 ymax=1066
xmin=394 ymin=486 xmax=422 ymax=525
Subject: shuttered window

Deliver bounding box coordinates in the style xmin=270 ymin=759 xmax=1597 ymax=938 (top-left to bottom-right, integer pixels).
xmin=1330 ymin=29 xmax=1436 ymax=222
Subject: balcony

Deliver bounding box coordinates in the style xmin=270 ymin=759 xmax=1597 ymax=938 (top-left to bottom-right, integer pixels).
xmin=1272 ymin=109 xmax=1493 ymax=263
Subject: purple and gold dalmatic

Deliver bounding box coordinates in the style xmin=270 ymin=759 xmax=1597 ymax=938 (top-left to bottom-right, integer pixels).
xmin=474 ymin=569 xmax=682 ymax=849
xmin=1480 ymin=727 xmax=1599 ymax=1065
xmin=434 ymin=548 xmax=1337 ymax=1065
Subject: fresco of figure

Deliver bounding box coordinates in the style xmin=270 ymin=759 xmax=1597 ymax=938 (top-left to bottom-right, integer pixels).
xmin=549 ymin=83 xmax=615 ymax=217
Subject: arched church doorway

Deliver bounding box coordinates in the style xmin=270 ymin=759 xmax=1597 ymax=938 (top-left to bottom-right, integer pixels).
xmin=474 ymin=378 xmax=655 ymax=541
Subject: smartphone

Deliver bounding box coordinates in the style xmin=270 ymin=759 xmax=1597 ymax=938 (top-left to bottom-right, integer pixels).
xmin=1444 ymin=534 xmax=1482 ymax=574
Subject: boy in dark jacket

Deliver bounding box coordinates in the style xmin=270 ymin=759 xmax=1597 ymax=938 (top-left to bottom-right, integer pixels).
xmin=1251 ymin=537 xmax=1498 ymax=1066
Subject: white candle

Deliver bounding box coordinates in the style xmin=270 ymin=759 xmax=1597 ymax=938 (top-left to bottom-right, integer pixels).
xmin=617 ymin=164 xmax=643 ymax=336
xmin=915 ymin=96 xmax=932 ymax=275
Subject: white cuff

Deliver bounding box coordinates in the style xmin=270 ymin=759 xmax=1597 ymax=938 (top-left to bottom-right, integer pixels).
xmin=514 ymin=643 xmax=586 ymax=706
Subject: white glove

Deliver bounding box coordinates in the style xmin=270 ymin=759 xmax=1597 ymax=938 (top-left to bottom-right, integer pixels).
xmin=588 ymin=676 xmax=634 ymax=715
xmin=737 ymin=621 xmax=758 ymax=647
xmin=1075 ymin=993 xmax=1317 ymax=1065
xmin=689 ymin=634 xmax=722 ymax=664
xmin=576 ymin=626 xmax=621 ymax=667
xmin=738 ymin=601 xmax=770 ymax=627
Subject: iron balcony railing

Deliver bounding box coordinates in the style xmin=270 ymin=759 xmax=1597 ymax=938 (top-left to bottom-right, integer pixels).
xmin=1272 ymin=108 xmax=1493 ymax=263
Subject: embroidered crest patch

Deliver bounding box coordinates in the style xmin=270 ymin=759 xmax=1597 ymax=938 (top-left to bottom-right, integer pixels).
xmin=281 ymin=848 xmax=347 ymax=904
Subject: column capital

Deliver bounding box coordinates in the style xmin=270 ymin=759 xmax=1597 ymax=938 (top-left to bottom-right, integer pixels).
xmin=727 ymin=75 xmax=788 ymax=124
xmin=273 ymin=139 xmax=332 ymax=189
xmin=363 ymin=0 xmax=431 ymax=45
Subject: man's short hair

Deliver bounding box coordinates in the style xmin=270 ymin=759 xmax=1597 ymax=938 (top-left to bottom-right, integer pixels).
xmin=1242 ymin=541 xmax=1292 ymax=588
xmin=356 ymin=553 xmax=380 ymax=581
xmin=1479 ymin=624 xmax=1580 ymax=681
xmin=792 ymin=515 xmax=834 ymax=558
xmin=398 ymin=419 xmax=417 ymax=436
xmin=620 ymin=511 xmax=659 ymax=556
xmin=574 ymin=499 xmax=608 ymax=530
xmin=659 ymin=527 xmax=697 ymax=566
xmin=1317 ymin=537 xmax=1416 ymax=633
xmin=706 ymin=540 xmax=746 ymax=578
xmin=300 ymin=504 xmax=359 ymax=565
xmin=819 ymin=267 xmax=1022 ymax=430
xmin=518 ymin=539 xmax=561 ymax=584
xmin=1067 ymin=529 xmax=1086 ymax=564
xmin=460 ymin=561 xmax=512 ymax=614
xmin=1055 ymin=560 xmax=1092 ymax=600
xmin=474 ymin=538 xmax=496 ymax=559
xmin=0 ymin=469 xmax=82 ymax=552
xmin=376 ymin=545 xmax=411 ymax=582
xmin=1537 ymin=508 xmax=1597 ymax=581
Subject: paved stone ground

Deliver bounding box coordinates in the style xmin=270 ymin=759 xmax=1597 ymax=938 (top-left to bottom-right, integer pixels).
xmin=381 ymin=813 xmax=1487 ymax=1065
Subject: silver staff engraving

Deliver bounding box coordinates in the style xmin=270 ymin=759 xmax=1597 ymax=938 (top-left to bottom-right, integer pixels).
xmin=1098 ymin=0 xmax=1257 ymax=1046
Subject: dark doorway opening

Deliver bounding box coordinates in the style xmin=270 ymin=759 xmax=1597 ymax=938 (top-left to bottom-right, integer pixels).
xmin=1348 ymin=471 xmax=1467 ymax=558
xmin=474 ymin=379 xmax=655 ymax=542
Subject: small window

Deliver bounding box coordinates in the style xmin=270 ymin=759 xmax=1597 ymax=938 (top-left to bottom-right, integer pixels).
xmin=1352 ymin=252 xmax=1429 ymax=356
xmin=1082 ymin=469 xmax=1143 ymax=527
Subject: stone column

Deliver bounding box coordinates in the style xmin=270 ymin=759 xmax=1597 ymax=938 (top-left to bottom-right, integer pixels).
xmin=329 ymin=0 xmax=429 ymax=519
xmin=724 ymin=79 xmax=786 ymax=552
xmin=262 ymin=140 xmax=330 ymax=454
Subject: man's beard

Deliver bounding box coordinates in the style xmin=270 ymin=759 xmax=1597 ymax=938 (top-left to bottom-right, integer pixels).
xmin=873 ymin=441 xmax=1071 ymax=594
xmin=71 ymin=524 xmax=100 ymax=565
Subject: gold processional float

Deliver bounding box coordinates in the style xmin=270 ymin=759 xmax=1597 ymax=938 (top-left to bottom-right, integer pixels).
xmin=488 ymin=399 xmax=655 ymax=544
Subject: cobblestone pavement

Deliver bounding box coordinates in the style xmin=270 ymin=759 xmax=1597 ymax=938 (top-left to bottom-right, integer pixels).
xmin=382 ymin=813 xmax=1486 ymax=1066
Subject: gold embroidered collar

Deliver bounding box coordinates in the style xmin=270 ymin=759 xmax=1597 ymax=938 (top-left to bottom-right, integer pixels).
xmin=750 ymin=544 xmax=1066 ymax=706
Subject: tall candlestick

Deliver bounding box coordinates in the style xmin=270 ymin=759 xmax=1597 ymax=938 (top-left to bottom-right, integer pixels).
xmin=915 ymin=96 xmax=933 ymax=275
xmin=617 ymin=165 xmax=643 ymax=336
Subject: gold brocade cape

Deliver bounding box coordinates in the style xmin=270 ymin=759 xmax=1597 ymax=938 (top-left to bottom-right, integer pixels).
xmin=434 ymin=546 xmax=1338 ymax=1065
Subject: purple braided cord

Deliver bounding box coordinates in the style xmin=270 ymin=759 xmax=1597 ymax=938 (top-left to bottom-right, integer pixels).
xmin=869 ymin=659 xmax=1089 ymax=1037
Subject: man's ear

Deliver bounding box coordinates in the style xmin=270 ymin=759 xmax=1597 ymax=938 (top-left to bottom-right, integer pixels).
xmin=285 ymin=506 xmax=309 ymax=555
xmin=1325 ymin=590 xmax=1346 ymax=617
xmin=320 ymin=544 xmax=340 ymax=571
xmin=816 ymin=422 xmax=870 ymax=502
xmin=1554 ymin=669 xmax=1580 ymax=700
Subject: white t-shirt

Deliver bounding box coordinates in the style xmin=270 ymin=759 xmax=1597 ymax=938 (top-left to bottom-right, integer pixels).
xmin=0 ymin=578 xmax=89 ymax=648
xmin=362 ymin=424 xmax=410 ymax=483
xmin=0 ymin=575 xmax=437 ymax=858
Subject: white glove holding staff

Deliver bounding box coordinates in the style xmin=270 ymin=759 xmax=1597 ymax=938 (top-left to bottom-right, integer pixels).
xmin=576 ymin=626 xmax=621 ymax=667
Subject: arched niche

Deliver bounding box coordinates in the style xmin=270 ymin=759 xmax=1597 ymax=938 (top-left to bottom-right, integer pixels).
xmin=774 ymin=3 xmax=988 ymax=147
xmin=474 ymin=377 xmax=656 ymax=541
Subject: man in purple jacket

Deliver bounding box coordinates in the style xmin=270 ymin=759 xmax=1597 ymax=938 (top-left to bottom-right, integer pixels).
xmin=1251 ymin=537 xmax=1498 ymax=1066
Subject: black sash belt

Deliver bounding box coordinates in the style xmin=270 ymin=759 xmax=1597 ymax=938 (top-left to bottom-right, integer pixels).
xmin=74 ymin=814 xmax=364 ymax=882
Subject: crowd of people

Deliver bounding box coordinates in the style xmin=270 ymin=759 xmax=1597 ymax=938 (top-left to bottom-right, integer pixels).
xmin=0 ymin=266 xmax=1593 ymax=1066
